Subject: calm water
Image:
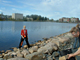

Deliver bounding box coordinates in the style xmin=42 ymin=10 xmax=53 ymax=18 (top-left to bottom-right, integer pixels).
xmin=0 ymin=21 xmax=77 ymax=51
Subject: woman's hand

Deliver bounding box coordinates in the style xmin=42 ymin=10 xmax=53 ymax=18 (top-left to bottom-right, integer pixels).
xmin=68 ymin=54 xmax=74 ymax=59
xmin=22 ymin=36 xmax=24 ymax=39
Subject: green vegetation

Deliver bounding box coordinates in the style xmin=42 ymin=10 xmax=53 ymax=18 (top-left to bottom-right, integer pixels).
xmin=0 ymin=14 xmax=54 ymax=22
xmin=24 ymin=15 xmax=50 ymax=21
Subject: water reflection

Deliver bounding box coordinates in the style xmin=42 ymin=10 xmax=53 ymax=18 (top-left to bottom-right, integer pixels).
xmin=0 ymin=21 xmax=77 ymax=51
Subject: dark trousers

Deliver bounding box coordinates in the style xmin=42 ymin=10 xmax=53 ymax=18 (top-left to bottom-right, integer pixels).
xmin=19 ymin=36 xmax=30 ymax=48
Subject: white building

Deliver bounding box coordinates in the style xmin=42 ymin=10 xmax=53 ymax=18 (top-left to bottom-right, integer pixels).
xmin=70 ymin=18 xmax=79 ymax=22
xmin=26 ymin=17 xmax=33 ymax=21
xmin=12 ymin=13 xmax=23 ymax=20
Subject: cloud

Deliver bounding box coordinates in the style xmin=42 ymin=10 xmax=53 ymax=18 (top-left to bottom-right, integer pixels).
xmin=0 ymin=10 xmax=2 ymax=12
xmin=12 ymin=8 xmax=16 ymax=11
xmin=17 ymin=0 xmax=71 ymax=19
xmin=2 ymin=0 xmax=12 ymax=3
xmin=1 ymin=0 xmax=80 ymax=20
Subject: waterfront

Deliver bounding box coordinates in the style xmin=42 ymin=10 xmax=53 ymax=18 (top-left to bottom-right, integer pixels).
xmin=0 ymin=21 xmax=77 ymax=51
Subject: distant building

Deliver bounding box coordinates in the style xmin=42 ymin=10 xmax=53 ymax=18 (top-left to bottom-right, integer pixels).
xmin=0 ymin=13 xmax=5 ymax=19
xmin=59 ymin=18 xmax=63 ymax=22
xmin=59 ymin=17 xmax=79 ymax=22
xmin=12 ymin=13 xmax=23 ymax=20
xmin=70 ymin=18 xmax=79 ymax=22
xmin=59 ymin=17 xmax=70 ymax=22
xmin=7 ymin=15 xmax=12 ymax=19
xmin=26 ymin=17 xmax=33 ymax=21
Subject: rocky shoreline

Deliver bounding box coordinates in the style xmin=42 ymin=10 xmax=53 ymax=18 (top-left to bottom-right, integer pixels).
xmin=0 ymin=31 xmax=74 ymax=60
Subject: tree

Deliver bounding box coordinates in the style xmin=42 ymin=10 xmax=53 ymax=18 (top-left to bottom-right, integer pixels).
xmin=26 ymin=14 xmax=50 ymax=21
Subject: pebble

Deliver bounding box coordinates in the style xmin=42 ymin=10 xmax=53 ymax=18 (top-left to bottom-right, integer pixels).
xmin=53 ymin=52 xmax=59 ymax=57
xmin=23 ymin=45 xmax=28 ymax=49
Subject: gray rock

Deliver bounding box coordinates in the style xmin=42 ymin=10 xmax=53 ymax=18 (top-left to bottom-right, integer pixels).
xmin=17 ymin=53 xmax=24 ymax=58
xmin=10 ymin=52 xmax=17 ymax=58
xmin=16 ymin=50 xmax=21 ymax=54
xmin=53 ymin=52 xmax=59 ymax=57
xmin=58 ymin=37 xmax=69 ymax=43
xmin=25 ymin=52 xmax=45 ymax=60
xmin=38 ymin=40 xmax=42 ymax=42
xmin=51 ymin=39 xmax=60 ymax=47
xmin=2 ymin=53 xmax=5 ymax=57
xmin=3 ymin=54 xmax=12 ymax=59
xmin=0 ymin=54 xmax=2 ymax=58
xmin=38 ymin=42 xmax=58 ymax=54
xmin=13 ymin=48 xmax=18 ymax=52
xmin=53 ymin=57 xmax=55 ymax=60
xmin=29 ymin=46 xmax=38 ymax=53
xmin=21 ymin=49 xmax=29 ymax=57
xmin=64 ymin=33 xmax=73 ymax=38
xmin=5 ymin=50 xmax=12 ymax=54
xmin=48 ymin=56 xmax=53 ymax=60
xmin=42 ymin=38 xmax=48 ymax=40
xmin=23 ymin=45 xmax=28 ymax=49
xmin=1 ymin=50 xmax=4 ymax=53
xmin=7 ymin=57 xmax=28 ymax=60
xmin=0 ymin=58 xmax=4 ymax=60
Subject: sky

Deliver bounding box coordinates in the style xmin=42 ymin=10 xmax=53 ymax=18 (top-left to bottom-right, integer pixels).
xmin=0 ymin=0 xmax=80 ymax=20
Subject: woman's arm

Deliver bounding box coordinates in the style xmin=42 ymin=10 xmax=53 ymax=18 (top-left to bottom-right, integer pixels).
xmin=21 ymin=30 xmax=24 ymax=39
xmin=68 ymin=48 xmax=80 ymax=59
xmin=21 ymin=35 xmax=24 ymax=39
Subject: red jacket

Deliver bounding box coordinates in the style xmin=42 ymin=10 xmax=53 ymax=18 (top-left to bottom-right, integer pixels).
xmin=21 ymin=29 xmax=28 ymax=36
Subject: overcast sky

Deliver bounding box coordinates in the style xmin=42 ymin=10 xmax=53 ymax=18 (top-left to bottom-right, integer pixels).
xmin=0 ymin=0 xmax=80 ymax=20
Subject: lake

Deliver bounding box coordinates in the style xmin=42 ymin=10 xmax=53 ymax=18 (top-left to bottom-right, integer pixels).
xmin=0 ymin=21 xmax=77 ymax=51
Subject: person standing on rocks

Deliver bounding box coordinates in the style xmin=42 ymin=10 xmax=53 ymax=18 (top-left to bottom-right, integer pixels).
xmin=19 ymin=25 xmax=30 ymax=48
xmin=68 ymin=27 xmax=80 ymax=59
xmin=73 ymin=24 xmax=80 ymax=49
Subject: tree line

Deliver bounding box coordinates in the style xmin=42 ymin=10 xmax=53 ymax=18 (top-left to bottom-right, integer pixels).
xmin=23 ymin=15 xmax=50 ymax=21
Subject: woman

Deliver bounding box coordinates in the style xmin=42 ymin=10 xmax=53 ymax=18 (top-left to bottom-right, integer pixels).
xmin=19 ymin=25 xmax=30 ymax=48
xmin=73 ymin=24 xmax=80 ymax=49
xmin=68 ymin=27 xmax=80 ymax=59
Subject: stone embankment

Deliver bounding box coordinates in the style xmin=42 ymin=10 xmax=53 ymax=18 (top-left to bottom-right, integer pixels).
xmin=0 ymin=32 xmax=74 ymax=60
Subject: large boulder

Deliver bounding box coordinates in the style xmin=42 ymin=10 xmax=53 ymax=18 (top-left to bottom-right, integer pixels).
xmin=0 ymin=54 xmax=2 ymax=58
xmin=16 ymin=50 xmax=21 ymax=54
xmin=7 ymin=57 xmax=28 ymax=60
xmin=25 ymin=52 xmax=45 ymax=60
xmin=29 ymin=46 xmax=38 ymax=53
xmin=13 ymin=47 xmax=18 ymax=52
xmin=3 ymin=54 xmax=12 ymax=59
xmin=38 ymin=42 xmax=58 ymax=54
xmin=9 ymin=52 xmax=17 ymax=58
xmin=58 ymin=37 xmax=69 ymax=43
xmin=5 ymin=50 xmax=12 ymax=54
xmin=53 ymin=52 xmax=59 ymax=57
xmin=51 ymin=39 xmax=60 ymax=47
xmin=1 ymin=50 xmax=5 ymax=53
xmin=21 ymin=49 xmax=29 ymax=57
xmin=0 ymin=58 xmax=4 ymax=60
xmin=17 ymin=53 xmax=24 ymax=58
xmin=64 ymin=33 xmax=73 ymax=38
xmin=59 ymin=56 xmax=66 ymax=60
xmin=48 ymin=56 xmax=53 ymax=60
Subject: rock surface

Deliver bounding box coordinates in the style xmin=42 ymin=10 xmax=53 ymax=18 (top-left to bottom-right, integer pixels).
xmin=21 ymin=49 xmax=29 ymax=57
xmin=7 ymin=57 xmax=28 ymax=60
xmin=23 ymin=45 xmax=28 ymax=49
xmin=0 ymin=58 xmax=4 ymax=60
xmin=29 ymin=46 xmax=38 ymax=53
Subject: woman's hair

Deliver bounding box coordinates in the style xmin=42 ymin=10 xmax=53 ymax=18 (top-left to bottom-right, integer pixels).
xmin=23 ymin=25 xmax=26 ymax=27
xmin=70 ymin=27 xmax=79 ymax=33
xmin=76 ymin=24 xmax=79 ymax=28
